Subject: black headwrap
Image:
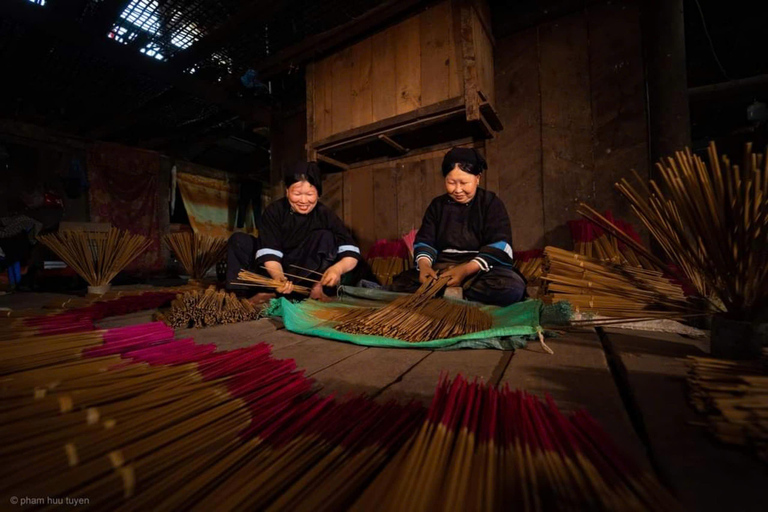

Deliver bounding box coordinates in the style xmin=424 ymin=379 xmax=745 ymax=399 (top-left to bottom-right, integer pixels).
xmin=441 ymin=148 xmax=487 ymax=176
xmin=284 ymin=161 xmax=322 ymax=196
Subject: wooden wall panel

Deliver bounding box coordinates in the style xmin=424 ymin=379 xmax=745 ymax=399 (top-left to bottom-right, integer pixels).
xmin=350 ymin=39 xmax=373 ymax=130
xmin=420 ymin=1 xmax=454 ymax=107
xmin=373 ymin=165 xmax=399 ymax=241
xmin=396 ymin=160 xmax=422 ymax=235
xmin=339 ymin=144 xmax=488 ymax=255
xmin=472 ymin=9 xmax=495 ymax=106
xmin=331 ymin=47 xmax=354 ymax=135
xmin=346 ymin=167 xmax=375 ymax=252
xmin=314 ymin=57 xmax=333 ymax=142
xmin=394 ymin=16 xmax=422 ymax=115
xmin=588 ymin=1 xmax=649 ymax=225
xmin=371 ymin=28 xmax=398 ymax=123
xmin=321 ymin=172 xmax=344 ymax=221
xmin=486 ymin=27 xmax=544 ymax=251
xmin=540 ymin=14 xmax=594 ymax=249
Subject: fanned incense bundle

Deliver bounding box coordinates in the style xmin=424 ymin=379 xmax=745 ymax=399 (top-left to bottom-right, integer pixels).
xmin=0 ymin=292 xmax=178 ymax=341
xmin=334 ymin=276 xmax=493 ymax=342
xmin=160 ymin=286 xmax=261 ymax=328
xmin=237 ymin=269 xmax=312 ymax=295
xmin=0 ymin=317 xmax=675 ymax=511
xmin=687 ymin=352 xmax=768 ymax=464
xmin=542 ymin=246 xmax=702 ymax=322
xmin=164 ymin=232 xmax=228 ymax=280
xmin=37 ymin=228 xmax=151 ymax=287
xmin=352 ymin=374 xmax=679 ymax=511
xmin=579 ymin=141 xmax=768 ymax=319
xmin=0 ymin=324 xmax=423 ymax=511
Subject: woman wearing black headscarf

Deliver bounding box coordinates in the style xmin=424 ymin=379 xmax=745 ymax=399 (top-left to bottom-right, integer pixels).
xmin=391 ymin=147 xmax=526 ymax=306
xmin=226 ymin=161 xmax=361 ymax=301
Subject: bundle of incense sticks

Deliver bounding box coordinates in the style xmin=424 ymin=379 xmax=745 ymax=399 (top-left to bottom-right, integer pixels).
xmin=0 ymin=292 xmax=179 ymax=340
xmin=578 ymin=141 xmax=767 ymax=320
xmin=568 ymin=213 xmax=655 ymax=269
xmin=542 ymin=246 xmax=705 ymax=322
xmin=514 ymin=249 xmax=544 ymax=282
xmin=334 ymin=275 xmax=493 ymax=342
xmin=164 ymin=232 xmax=228 ymax=280
xmin=37 ymin=227 xmax=151 ymax=287
xmin=353 ymin=374 xmax=679 ymax=511
xmin=236 ymin=269 xmax=312 ymax=295
xmin=367 ymin=238 xmax=412 ymax=285
xmin=160 ymin=286 xmax=261 ymax=328
xmin=687 ymin=352 xmax=768 ymax=464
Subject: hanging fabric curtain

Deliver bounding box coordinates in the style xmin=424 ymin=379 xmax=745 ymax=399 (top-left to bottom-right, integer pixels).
xmin=87 ymin=142 xmax=166 ymax=273
xmin=176 ymin=163 xmax=257 ymax=238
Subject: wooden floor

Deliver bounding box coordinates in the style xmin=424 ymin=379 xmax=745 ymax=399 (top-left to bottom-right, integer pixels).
xmin=4 ymin=290 xmax=767 ymax=511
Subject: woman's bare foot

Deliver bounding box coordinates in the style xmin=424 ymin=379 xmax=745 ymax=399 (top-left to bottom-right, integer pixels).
xmin=248 ymin=292 xmax=276 ymax=305
xmin=309 ymin=283 xmax=333 ymax=302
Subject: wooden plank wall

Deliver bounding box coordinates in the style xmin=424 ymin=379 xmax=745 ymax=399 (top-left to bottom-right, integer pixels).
xmin=324 ymin=145 xmax=483 ymax=255
xmin=486 ymin=0 xmax=649 ymax=250
xmin=472 ymin=7 xmax=495 ymax=106
xmin=308 ymin=0 xmax=464 ymax=143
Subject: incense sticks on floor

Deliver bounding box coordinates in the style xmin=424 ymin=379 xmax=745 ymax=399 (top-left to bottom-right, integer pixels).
xmin=333 ymin=276 xmax=493 ymax=342
xmin=687 ymin=352 xmax=768 ymax=464
xmin=37 ymin=227 xmax=151 ymax=287
xmin=541 ymin=246 xmax=704 ymax=322
xmin=353 ymin=374 xmax=680 ymax=512
xmin=159 ymin=286 xmax=262 ymax=328
xmin=0 ymin=317 xmax=676 ymax=511
xmin=164 ymin=232 xmax=228 ymax=281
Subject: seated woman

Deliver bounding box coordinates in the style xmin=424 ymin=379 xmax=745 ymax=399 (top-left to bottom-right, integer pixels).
xmin=226 ymin=162 xmax=362 ymax=301
xmin=391 ymin=148 xmax=526 ymax=306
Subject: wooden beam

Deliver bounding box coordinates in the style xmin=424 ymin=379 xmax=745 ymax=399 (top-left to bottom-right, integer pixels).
xmin=378 ymin=134 xmax=410 ymax=154
xmin=254 ymin=0 xmax=436 ymax=78
xmin=85 ymin=88 xmax=178 ymax=139
xmin=310 ymin=96 xmax=465 ymax=150
xmin=689 ymin=74 xmax=768 ymax=102
xmin=0 ymin=119 xmax=91 ymax=152
xmin=5 ymin=0 xmax=270 ymax=126
xmin=88 ymin=0 xmax=135 ymax=37
xmin=316 ymin=153 xmax=350 ymax=170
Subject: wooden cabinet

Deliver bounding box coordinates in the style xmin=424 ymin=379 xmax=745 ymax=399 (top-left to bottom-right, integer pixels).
xmin=306 ymin=0 xmax=500 ymax=168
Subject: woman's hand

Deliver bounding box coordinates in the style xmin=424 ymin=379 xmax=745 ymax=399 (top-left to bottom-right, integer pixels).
xmin=275 ymin=278 xmax=294 ymax=295
xmin=418 ymin=260 xmax=438 ymax=283
xmin=320 ymin=265 xmax=343 ymax=287
xmin=441 ymin=261 xmax=481 ymax=287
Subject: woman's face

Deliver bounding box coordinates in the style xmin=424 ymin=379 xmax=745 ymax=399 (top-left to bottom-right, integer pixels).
xmin=286 ymin=181 xmax=319 ymax=214
xmin=444 ymin=165 xmax=481 ymax=204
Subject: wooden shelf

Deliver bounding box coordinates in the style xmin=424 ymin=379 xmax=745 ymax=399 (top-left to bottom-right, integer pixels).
xmin=309 ymin=96 xmax=501 ymax=167
xmin=305 ymin=0 xmax=501 ymax=169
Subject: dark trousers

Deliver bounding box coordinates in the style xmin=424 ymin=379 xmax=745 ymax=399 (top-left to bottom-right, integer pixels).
xmin=391 ymin=264 xmax=526 ymax=306
xmin=225 ymin=230 xmax=339 ymax=294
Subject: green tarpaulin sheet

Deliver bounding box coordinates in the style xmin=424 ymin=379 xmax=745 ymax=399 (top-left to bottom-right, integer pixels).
xmin=265 ymin=286 xmax=571 ymax=350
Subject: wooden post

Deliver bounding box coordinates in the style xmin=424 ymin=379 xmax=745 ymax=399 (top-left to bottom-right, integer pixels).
xmin=642 ymin=0 xmax=691 ymax=171
xmin=456 ymin=0 xmax=480 ymax=122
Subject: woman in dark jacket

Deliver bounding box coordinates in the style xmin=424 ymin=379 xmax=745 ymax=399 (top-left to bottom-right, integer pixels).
xmin=227 ymin=162 xmax=361 ymax=301
xmin=391 ymin=148 xmax=526 ymax=306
